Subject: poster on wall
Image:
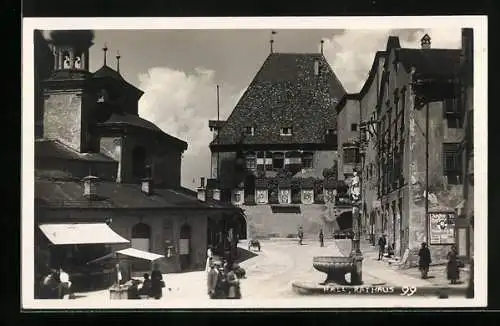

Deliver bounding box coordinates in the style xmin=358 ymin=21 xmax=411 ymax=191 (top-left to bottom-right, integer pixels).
xmin=428 ymin=212 xmax=456 ymax=245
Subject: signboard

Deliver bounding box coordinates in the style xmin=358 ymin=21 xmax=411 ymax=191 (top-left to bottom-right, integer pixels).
xmin=428 ymin=212 xmax=456 ymax=245
xmin=458 ymin=228 xmax=467 ymax=256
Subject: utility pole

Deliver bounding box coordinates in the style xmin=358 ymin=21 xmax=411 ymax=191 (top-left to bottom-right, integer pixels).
xmin=425 ymin=100 xmax=430 ymax=243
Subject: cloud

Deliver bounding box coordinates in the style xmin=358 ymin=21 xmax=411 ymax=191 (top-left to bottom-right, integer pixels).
xmin=138 ymin=67 xmax=244 ymax=189
xmin=322 ymin=29 xmax=462 ymax=93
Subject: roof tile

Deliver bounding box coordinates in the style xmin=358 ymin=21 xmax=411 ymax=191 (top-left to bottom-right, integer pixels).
xmin=211 ymin=53 xmax=345 ymax=147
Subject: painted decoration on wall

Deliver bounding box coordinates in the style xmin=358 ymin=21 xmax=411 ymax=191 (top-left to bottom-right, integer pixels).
xmin=232 ymin=189 xmax=244 ymax=205
xmin=179 ymin=238 xmax=190 ymax=255
xmin=428 ymin=212 xmax=456 ymax=245
xmin=255 ymin=189 xmax=268 ymax=204
xmin=324 ymin=189 xmax=336 ymax=203
xmin=278 ymin=189 xmax=291 ymax=204
xmin=301 ymin=190 xmax=314 ymax=204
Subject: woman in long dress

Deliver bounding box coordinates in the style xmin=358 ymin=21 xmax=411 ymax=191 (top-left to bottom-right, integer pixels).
xmin=447 ymin=245 xmax=460 ymax=284
xmin=205 ymin=246 xmax=213 ymax=272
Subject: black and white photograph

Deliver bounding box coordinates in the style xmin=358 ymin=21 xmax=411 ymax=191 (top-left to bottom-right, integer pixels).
xmin=22 ymin=16 xmax=487 ymax=309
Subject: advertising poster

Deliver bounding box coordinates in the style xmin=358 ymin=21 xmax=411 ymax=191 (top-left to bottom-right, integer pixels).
xmin=428 ymin=212 xmax=456 ymax=245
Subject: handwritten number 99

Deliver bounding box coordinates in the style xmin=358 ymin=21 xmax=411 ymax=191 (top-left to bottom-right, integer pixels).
xmin=401 ymin=286 xmax=417 ymax=296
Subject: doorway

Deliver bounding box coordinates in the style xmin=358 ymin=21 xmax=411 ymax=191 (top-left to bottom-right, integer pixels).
xmin=179 ymin=224 xmax=192 ymax=271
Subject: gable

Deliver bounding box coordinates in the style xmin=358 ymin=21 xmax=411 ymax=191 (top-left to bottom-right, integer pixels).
xmin=211 ymin=53 xmax=346 ymax=147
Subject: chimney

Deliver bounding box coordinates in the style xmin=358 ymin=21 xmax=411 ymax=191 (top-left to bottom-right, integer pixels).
xmin=197 ymin=177 xmax=206 ymax=202
xmin=141 ymin=177 xmax=153 ymax=195
xmin=82 ymin=175 xmax=99 ymax=199
xmin=421 ymin=34 xmax=431 ymax=49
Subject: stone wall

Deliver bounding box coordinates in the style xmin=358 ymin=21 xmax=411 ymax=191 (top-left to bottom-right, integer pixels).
xmin=43 ymin=92 xmax=83 ymax=152
xmin=37 ymin=208 xmax=209 ymax=274
xmin=243 ymin=204 xmax=343 ymax=238
xmin=120 ymin=134 xmax=182 ymax=188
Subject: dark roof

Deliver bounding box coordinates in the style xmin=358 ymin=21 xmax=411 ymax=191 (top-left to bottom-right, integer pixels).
xmin=92 ymin=65 xmax=144 ymax=97
xmin=35 ymin=177 xmax=240 ymax=210
xmin=210 ymin=53 xmax=345 ymax=147
xmin=93 ymin=65 xmax=126 ymax=81
xmin=97 ymin=113 xmax=188 ymax=151
xmin=396 ymin=48 xmax=461 ymax=79
xmin=386 ymin=36 xmax=401 ymax=51
xmin=35 ymin=139 xmax=116 ymax=163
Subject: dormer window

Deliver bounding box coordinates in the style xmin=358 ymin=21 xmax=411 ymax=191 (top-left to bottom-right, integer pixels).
xmin=280 ymin=127 xmax=292 ymax=136
xmin=244 ymin=126 xmax=254 ymax=136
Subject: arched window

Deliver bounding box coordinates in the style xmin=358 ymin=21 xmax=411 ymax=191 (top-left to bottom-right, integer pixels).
xmin=131 ymin=222 xmax=151 ymax=252
xmin=132 ymin=147 xmax=147 ymax=179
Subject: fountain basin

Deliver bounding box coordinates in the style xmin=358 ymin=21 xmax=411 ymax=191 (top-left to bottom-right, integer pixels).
xmin=313 ymin=256 xmax=356 ymax=285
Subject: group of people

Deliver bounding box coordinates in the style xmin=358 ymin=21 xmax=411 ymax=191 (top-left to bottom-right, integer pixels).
xmin=378 ymin=235 xmax=463 ymax=284
xmin=206 ymin=257 xmax=242 ymax=299
xmin=418 ymin=242 xmax=462 ymax=284
xmin=127 ymin=267 xmax=165 ymax=300
xmin=39 ymin=267 xmax=72 ymax=299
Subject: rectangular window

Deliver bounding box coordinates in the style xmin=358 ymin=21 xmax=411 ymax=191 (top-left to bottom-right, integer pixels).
xmin=244 ymin=126 xmax=254 ymax=136
xmin=444 ymin=98 xmax=463 ymax=128
xmin=302 ymin=152 xmax=314 ymax=169
xmin=245 ymin=158 xmax=256 ymax=170
xmin=280 ymin=127 xmax=292 ymax=136
xmin=343 ymin=147 xmax=359 ymax=164
xmin=443 ymin=143 xmax=463 ymax=185
xmin=351 ymin=123 xmax=358 ymax=132
xmin=273 ymin=152 xmax=284 ymax=169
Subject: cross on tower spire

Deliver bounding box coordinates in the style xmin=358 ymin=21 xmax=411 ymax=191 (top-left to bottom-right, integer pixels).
xmin=116 ymin=50 xmax=121 ymax=73
xmin=102 ymin=42 xmax=108 ymax=66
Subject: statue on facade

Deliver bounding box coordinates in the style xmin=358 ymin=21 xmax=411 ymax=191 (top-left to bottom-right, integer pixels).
xmin=349 ymin=170 xmax=361 ymax=204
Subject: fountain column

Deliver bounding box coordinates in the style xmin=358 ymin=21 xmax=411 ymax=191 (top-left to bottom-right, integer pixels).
xmin=349 ymin=169 xmax=363 ymax=285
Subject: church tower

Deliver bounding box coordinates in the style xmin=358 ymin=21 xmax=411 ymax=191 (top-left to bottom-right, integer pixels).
xmin=42 ymin=30 xmax=95 ymax=152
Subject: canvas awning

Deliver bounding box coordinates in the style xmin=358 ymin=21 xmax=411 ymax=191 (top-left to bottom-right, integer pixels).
xmin=86 ymin=247 xmax=164 ymax=265
xmin=116 ymin=248 xmax=164 ymax=261
xmin=39 ymin=223 xmax=130 ymax=245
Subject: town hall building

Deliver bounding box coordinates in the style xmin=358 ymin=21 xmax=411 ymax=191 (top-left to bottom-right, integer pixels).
xmin=206 ymin=42 xmax=354 ymax=238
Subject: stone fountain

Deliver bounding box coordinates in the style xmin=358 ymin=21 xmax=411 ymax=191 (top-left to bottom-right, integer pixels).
xmin=292 ymin=171 xmax=368 ymax=295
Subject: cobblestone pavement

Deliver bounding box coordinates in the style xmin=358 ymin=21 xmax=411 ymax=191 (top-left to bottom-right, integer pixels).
xmin=69 ymin=238 xmax=469 ymax=304
xmin=335 ymin=238 xmax=470 ymax=290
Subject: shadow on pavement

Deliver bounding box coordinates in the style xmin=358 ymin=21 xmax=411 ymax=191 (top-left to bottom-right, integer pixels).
xmin=235 ymin=247 xmax=258 ymax=264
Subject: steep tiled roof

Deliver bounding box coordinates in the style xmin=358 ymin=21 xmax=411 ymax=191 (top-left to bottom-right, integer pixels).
xmin=211 ymin=53 xmax=345 ymax=147
xmin=96 ymin=113 xmax=188 ymax=151
xmin=35 ymin=139 xmax=116 ymax=163
xmin=35 ymin=177 xmax=239 ymax=210
xmin=396 ymin=48 xmax=461 ymax=79
xmin=92 ymin=65 xmax=144 ymax=97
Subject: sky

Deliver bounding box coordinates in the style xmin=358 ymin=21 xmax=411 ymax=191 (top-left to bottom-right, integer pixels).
xmin=44 ymin=28 xmax=462 ymax=190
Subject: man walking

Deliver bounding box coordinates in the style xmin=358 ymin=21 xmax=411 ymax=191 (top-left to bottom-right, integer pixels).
xmin=377 ymin=234 xmax=387 ymax=260
xmin=319 ymin=229 xmax=324 ymax=247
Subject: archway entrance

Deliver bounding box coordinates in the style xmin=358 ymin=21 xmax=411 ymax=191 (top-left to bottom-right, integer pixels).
xmin=179 ymin=224 xmax=192 ymax=271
